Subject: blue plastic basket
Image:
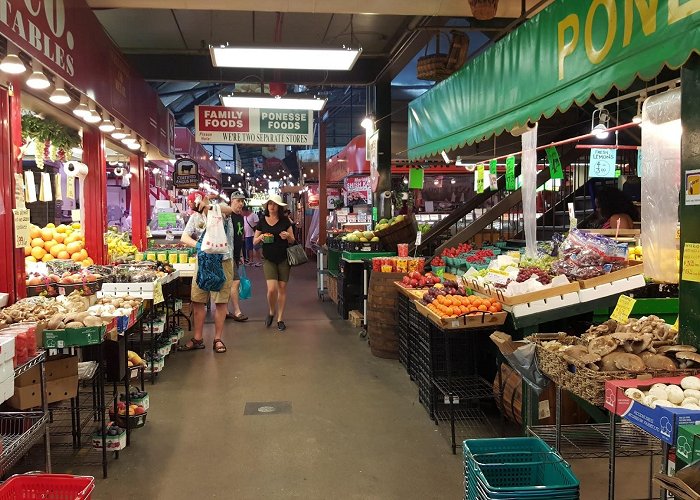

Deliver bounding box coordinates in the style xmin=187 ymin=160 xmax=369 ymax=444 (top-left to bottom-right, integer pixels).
xmin=463 ymin=438 xmax=580 ymax=500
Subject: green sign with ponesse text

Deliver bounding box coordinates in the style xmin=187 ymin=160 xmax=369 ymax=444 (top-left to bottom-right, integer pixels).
xmin=259 ymin=110 xmax=309 ymax=134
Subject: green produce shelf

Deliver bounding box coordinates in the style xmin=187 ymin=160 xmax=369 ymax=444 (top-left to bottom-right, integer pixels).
xmin=593 ymin=297 xmax=678 ymax=324
xmin=328 ymin=248 xmax=341 ymax=273
xmin=341 ymin=251 xmax=396 ymax=262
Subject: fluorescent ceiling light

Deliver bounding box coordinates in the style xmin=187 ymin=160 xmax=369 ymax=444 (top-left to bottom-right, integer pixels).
xmin=441 ymin=150 xmax=451 ymax=164
xmin=210 ymin=46 xmax=362 ymax=71
xmin=221 ymin=95 xmax=326 ymax=111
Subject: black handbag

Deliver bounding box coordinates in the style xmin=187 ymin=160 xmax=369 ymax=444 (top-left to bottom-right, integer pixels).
xmin=287 ymin=244 xmax=309 ymax=266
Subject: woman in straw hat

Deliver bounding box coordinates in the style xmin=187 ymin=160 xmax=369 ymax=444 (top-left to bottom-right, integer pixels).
xmin=253 ymin=194 xmax=295 ymax=331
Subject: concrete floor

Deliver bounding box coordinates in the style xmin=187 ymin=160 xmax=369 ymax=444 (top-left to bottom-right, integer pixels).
xmin=40 ymin=263 xmax=659 ymax=499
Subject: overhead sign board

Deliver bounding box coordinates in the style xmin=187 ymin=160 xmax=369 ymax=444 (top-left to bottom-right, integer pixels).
xmin=173 ymin=158 xmax=199 ymax=188
xmin=195 ymin=105 xmax=314 ymax=145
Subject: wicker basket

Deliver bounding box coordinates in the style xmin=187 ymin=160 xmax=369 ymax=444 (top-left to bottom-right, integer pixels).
xmin=469 ymin=0 xmax=499 ymax=20
xmin=417 ymin=53 xmax=451 ymax=82
xmin=374 ymin=215 xmax=418 ymax=252
xmin=528 ymin=334 xmax=700 ymax=407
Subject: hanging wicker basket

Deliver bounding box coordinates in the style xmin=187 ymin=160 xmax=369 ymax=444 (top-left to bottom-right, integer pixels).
xmin=469 ymin=0 xmax=499 ymax=21
xmin=416 ymin=31 xmax=470 ymax=82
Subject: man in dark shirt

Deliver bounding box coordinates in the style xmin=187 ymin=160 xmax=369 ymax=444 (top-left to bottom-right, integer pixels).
xmin=228 ymin=191 xmax=248 ymax=322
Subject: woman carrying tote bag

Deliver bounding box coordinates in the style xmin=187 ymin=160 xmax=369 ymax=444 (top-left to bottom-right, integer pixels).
xmin=253 ymin=194 xmax=295 ymax=331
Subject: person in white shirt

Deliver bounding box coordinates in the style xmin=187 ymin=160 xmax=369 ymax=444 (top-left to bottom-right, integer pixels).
xmin=244 ymin=208 xmax=261 ymax=266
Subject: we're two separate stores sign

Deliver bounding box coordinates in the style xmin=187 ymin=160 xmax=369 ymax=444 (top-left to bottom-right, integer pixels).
xmin=195 ymin=105 xmax=314 ymax=145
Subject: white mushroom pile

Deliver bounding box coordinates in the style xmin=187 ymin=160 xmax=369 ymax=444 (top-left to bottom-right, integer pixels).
xmin=624 ymin=376 xmax=700 ymax=410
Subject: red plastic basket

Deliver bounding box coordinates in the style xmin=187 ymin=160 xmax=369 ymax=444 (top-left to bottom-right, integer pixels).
xmin=0 ymin=473 xmax=95 ymax=499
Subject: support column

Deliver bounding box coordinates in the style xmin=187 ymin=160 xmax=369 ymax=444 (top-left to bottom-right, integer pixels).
xmin=82 ymin=128 xmax=108 ymax=264
xmin=0 ymin=83 xmax=26 ymax=302
xmin=319 ymin=120 xmax=327 ymax=246
xmin=129 ymin=154 xmax=147 ymax=251
xmin=680 ymin=55 xmax=700 ymax=347
xmin=373 ymin=79 xmax=393 ymax=220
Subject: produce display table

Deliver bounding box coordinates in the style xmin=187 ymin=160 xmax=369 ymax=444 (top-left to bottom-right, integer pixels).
xmin=339 ymin=252 xmax=396 ymax=325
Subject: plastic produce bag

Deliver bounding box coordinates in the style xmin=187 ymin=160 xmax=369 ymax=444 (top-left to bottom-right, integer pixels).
xmin=201 ymin=204 xmax=230 ymax=255
xmin=239 ymin=265 xmax=252 ymax=300
xmin=641 ymin=88 xmax=681 ymax=284
xmin=521 ymin=124 xmax=539 ymax=259
xmin=552 ymin=229 xmax=628 ymax=280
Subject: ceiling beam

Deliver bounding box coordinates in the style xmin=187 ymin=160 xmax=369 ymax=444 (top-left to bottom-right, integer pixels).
xmin=127 ymin=53 xmax=388 ymax=85
xmin=87 ymin=0 xmax=552 ymax=18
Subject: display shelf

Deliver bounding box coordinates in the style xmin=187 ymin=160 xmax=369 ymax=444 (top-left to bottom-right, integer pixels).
xmin=434 ymin=408 xmax=497 ymax=445
xmin=433 ymin=376 xmax=494 ymax=401
xmin=0 ymin=412 xmax=49 ymax=475
xmin=14 ymin=351 xmax=47 ymax=378
xmin=527 ymin=423 xmax=662 ymax=459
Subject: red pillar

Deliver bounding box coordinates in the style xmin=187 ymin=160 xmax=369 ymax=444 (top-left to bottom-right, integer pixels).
xmin=0 ymin=83 xmax=26 ymax=302
xmin=82 ymin=128 xmax=108 ymax=264
xmin=130 ymin=154 xmax=147 ymax=251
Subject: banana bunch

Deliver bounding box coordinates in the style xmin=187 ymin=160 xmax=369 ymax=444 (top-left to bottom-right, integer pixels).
xmin=106 ymin=230 xmax=138 ymax=262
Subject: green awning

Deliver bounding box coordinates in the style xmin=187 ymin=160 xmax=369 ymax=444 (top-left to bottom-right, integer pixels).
xmin=408 ymin=0 xmax=700 ymax=160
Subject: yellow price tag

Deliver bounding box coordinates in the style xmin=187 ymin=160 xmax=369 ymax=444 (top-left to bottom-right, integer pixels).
xmin=153 ymin=281 xmax=164 ymax=305
xmin=672 ymin=316 xmax=679 ymax=331
xmin=610 ymin=295 xmax=636 ymax=324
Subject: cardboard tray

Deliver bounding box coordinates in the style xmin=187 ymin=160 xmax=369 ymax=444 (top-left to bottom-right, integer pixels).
xmin=578 ymin=260 xmax=644 ymax=289
xmin=413 ymin=299 xmax=507 ymax=331
xmin=604 ymin=376 xmax=700 ymax=445
xmin=467 ymin=278 xmax=581 ymax=306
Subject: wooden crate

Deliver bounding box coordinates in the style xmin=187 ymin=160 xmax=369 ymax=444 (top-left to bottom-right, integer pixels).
xmin=328 ymin=276 xmax=339 ymax=304
xmin=348 ymin=310 xmax=364 ymax=328
xmin=577 ymin=260 xmax=644 ymax=289
xmin=414 ymin=299 xmax=507 ymax=330
xmin=467 ymin=279 xmax=581 ymax=306
xmin=393 ymin=282 xmax=428 ymax=300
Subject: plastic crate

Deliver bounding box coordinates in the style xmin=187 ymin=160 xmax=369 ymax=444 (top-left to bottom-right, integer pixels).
xmin=0 ymin=474 xmax=95 ymax=499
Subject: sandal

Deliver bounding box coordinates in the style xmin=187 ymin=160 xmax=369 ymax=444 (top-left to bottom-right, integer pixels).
xmin=178 ymin=338 xmax=205 ymax=351
xmin=213 ymin=338 xmax=227 ymax=353
xmin=227 ymin=313 xmax=248 ymax=322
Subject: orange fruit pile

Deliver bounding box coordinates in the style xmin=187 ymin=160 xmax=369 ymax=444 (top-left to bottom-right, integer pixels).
xmin=24 ymin=223 xmax=93 ymax=267
xmin=427 ymin=295 xmax=502 ymax=318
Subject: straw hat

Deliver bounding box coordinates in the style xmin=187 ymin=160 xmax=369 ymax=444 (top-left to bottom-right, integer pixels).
xmin=266 ymin=194 xmax=288 ymax=207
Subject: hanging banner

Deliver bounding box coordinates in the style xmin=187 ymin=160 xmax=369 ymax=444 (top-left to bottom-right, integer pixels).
xmin=174 ymin=158 xmax=200 ymax=188
xmin=195 ymin=106 xmax=314 ymax=145
xmin=589 ymin=148 xmax=617 ymax=178
xmin=12 ymin=208 xmax=30 ymax=249
xmin=476 ymin=165 xmax=485 ymax=194
xmin=489 ymin=160 xmax=498 ymax=190
xmin=505 ymin=157 xmax=516 ymax=190
xmin=408 ymin=0 xmax=700 ymax=159
xmin=368 ymin=130 xmax=380 ymax=192
xmin=409 ymin=168 xmax=424 ymax=190
xmin=546 ymin=147 xmax=564 ymax=180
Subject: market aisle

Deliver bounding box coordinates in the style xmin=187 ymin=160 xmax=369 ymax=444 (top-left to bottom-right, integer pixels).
xmin=95 ymin=262 xmax=464 ymax=499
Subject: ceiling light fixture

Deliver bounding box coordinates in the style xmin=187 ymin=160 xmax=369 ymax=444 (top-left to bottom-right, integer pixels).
xmin=361 ymin=116 xmax=374 ymax=130
xmin=591 ymin=108 xmax=610 ymax=139
xmin=211 ymin=45 xmax=362 ymax=71
xmin=403 ymin=176 xmax=408 ymax=185
xmin=49 ymin=79 xmax=71 ymax=104
xmin=84 ymin=102 xmax=101 ymax=124
xmin=73 ymin=95 xmax=90 ymax=118
xmin=221 ymin=94 xmax=327 ymax=111
xmin=111 ymin=121 xmax=128 ymax=140
xmin=99 ymin=111 xmax=115 ymax=133
xmin=127 ymin=140 xmax=141 ymax=150
xmin=26 ymin=60 xmax=50 ymax=89
xmin=450 ymin=178 xmax=456 ymax=184
xmin=632 ymin=94 xmax=645 ymax=125
xmin=0 ymin=43 xmax=26 ymax=74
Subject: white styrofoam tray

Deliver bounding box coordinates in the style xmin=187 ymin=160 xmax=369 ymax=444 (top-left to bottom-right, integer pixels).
xmin=577 ymin=274 xmax=647 ymax=302
xmin=506 ymin=292 xmax=581 ymax=318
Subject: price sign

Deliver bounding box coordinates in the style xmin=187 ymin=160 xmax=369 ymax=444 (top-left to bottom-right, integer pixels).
xmin=610 ymin=295 xmax=636 ymax=324
xmin=672 ymin=316 xmax=679 ymax=331
xmin=153 ymin=281 xmax=164 ymax=305
xmin=489 ymin=160 xmax=498 ymax=190
xmin=589 ymin=148 xmax=617 ymax=178
xmin=415 ymin=231 xmax=422 ymax=246
xmin=12 ymin=208 xmax=30 ymax=248
xmin=682 ymin=242 xmax=700 ymax=283
xmin=476 ymin=164 xmax=485 ymax=194
xmin=66 ymin=175 xmax=75 ymax=200
xmin=13 ymin=173 xmax=25 ymax=209
xmin=546 ymin=147 xmax=564 ymax=180
xmin=485 ymin=270 xmax=509 ymax=286
xmin=505 ymin=156 xmax=516 ymax=190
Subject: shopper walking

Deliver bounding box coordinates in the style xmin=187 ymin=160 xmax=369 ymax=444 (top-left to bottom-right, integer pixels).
xmin=244 ymin=207 xmax=261 ymax=266
xmin=227 ymin=191 xmax=248 ymax=322
xmin=179 ymin=192 xmax=234 ymax=353
xmin=253 ymin=194 xmax=294 ymax=331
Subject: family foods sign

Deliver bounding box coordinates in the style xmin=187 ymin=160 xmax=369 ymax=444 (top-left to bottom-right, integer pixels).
xmin=408 ymin=0 xmax=700 ymax=159
xmin=195 ymin=105 xmax=314 ymax=145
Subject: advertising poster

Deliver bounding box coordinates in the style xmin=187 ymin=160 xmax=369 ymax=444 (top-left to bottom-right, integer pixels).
xmin=345 ymin=177 xmax=372 ymax=206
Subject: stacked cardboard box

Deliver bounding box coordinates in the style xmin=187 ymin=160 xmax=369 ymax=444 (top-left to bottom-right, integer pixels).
xmin=8 ymin=355 xmax=78 ymax=410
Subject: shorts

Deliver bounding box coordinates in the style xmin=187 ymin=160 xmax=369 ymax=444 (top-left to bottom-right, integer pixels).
xmin=263 ymin=259 xmax=291 ymax=282
xmin=191 ymin=259 xmax=234 ymax=304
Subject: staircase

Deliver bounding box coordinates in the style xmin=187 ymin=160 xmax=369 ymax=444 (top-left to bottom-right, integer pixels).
xmin=417 ymin=147 xmax=640 ymax=256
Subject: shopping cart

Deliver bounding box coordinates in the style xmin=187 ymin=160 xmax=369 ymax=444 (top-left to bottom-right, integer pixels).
xmin=463 ymin=438 xmax=580 ymax=500
xmin=0 ymin=473 xmax=95 ymax=499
